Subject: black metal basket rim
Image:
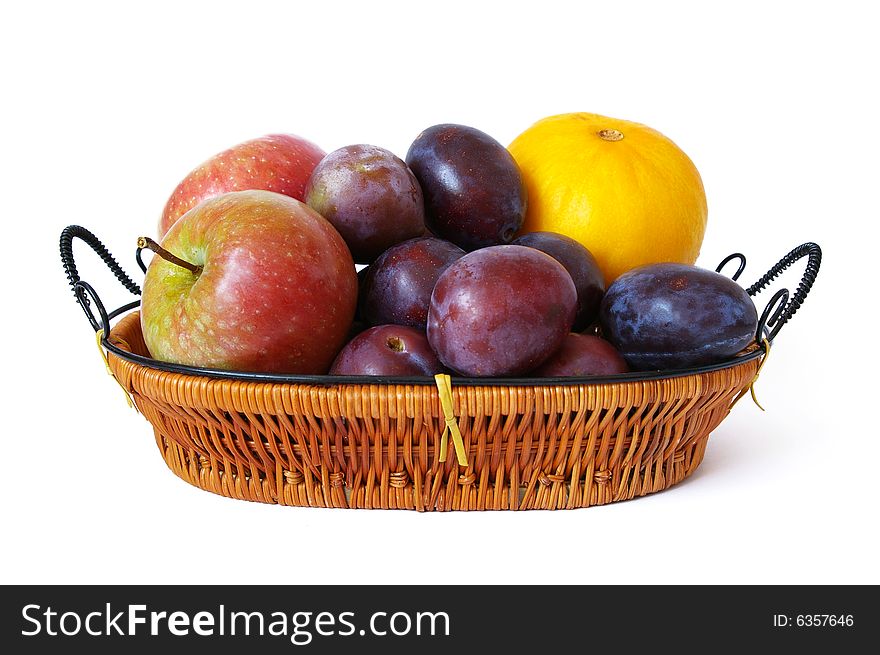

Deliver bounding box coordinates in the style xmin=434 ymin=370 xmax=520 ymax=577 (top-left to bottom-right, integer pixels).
xmin=62 ymin=226 xmax=818 ymax=388
xmin=102 ymin=327 xmax=765 ymax=388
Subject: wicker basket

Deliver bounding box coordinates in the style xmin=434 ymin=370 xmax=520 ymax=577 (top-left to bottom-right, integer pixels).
xmin=61 ymin=226 xmax=821 ymax=511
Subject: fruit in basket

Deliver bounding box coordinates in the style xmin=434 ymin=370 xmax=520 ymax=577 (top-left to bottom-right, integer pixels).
xmin=531 ymin=333 xmax=629 ymax=377
xmin=427 ymin=245 xmax=576 ymax=376
xmin=304 ymin=145 xmax=426 ymax=264
xmin=159 ymin=134 xmax=325 ymax=237
xmin=508 ymin=112 xmax=707 ymax=285
xmin=330 ymin=325 xmax=445 ymax=376
xmin=360 ymin=237 xmax=466 ymax=329
xmin=599 ymin=263 xmax=758 ymax=370
xmin=511 ymin=231 xmax=605 ymax=331
xmin=345 ymin=320 xmax=369 ymax=344
xmin=141 ymin=190 xmax=358 ymax=374
xmin=406 ymin=124 xmax=527 ymax=251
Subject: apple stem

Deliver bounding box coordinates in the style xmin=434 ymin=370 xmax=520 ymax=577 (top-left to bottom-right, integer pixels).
xmin=137 ymin=237 xmax=203 ymax=275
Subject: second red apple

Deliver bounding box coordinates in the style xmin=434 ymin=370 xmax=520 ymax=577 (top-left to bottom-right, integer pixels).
xmin=158 ymin=134 xmax=325 ymax=236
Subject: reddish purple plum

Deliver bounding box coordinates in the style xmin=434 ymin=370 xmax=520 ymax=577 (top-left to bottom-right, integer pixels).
xmin=329 ymin=325 xmax=445 ymax=376
xmin=531 ymin=334 xmax=629 ymax=377
xmin=405 ymin=124 xmax=527 ymax=251
xmin=512 ymin=231 xmax=605 ymax=331
xmin=361 ymin=237 xmax=466 ymax=329
xmin=600 ymin=263 xmax=759 ymax=370
xmin=305 ymin=144 xmax=425 ymax=263
xmin=427 ymin=245 xmax=576 ymax=377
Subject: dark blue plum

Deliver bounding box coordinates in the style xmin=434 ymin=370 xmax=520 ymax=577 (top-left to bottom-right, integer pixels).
xmin=599 ymin=263 xmax=758 ymax=371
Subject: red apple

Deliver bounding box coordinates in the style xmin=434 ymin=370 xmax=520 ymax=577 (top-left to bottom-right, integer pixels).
xmin=158 ymin=134 xmax=325 ymax=237
xmin=141 ymin=190 xmax=357 ymax=374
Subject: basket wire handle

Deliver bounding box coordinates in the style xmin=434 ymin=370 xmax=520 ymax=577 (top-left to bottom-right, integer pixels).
xmin=716 ymin=242 xmax=821 ymax=345
xmin=743 ymin=242 xmax=822 ymax=343
xmin=717 ymin=242 xmax=821 ymax=412
xmin=715 ymin=252 xmax=747 ymax=281
xmin=61 ymin=226 xmax=142 ymax=411
xmin=434 ymin=374 xmax=468 ymax=466
xmin=60 ymin=225 xmax=142 ymax=333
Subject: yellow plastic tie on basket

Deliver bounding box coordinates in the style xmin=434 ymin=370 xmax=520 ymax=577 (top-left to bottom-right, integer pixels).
xmin=95 ymin=329 xmax=136 ymax=410
xmin=434 ymin=373 xmax=468 ymax=466
xmin=731 ymin=338 xmax=771 ymax=411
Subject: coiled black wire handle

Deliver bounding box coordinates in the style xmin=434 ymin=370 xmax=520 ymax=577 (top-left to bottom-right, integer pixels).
xmin=717 ymin=243 xmax=821 ymax=344
xmin=746 ymin=242 xmax=821 ymax=342
xmin=60 ymin=225 xmax=142 ymax=333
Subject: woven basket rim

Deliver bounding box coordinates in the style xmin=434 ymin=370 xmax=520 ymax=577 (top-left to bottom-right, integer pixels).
xmin=106 ymin=310 xmax=765 ymax=388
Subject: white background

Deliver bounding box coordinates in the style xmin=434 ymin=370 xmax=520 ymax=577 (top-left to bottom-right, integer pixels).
xmin=2 ymin=0 xmax=877 ymax=585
